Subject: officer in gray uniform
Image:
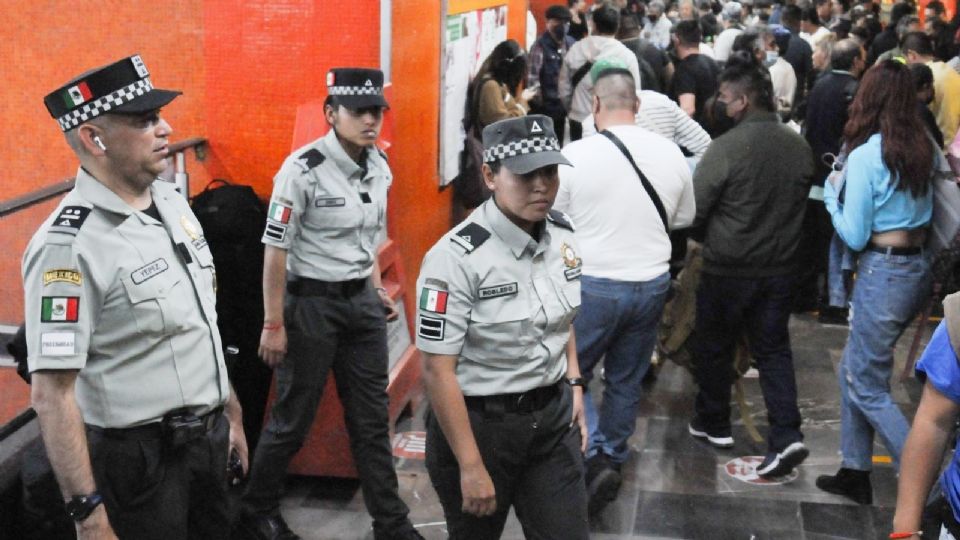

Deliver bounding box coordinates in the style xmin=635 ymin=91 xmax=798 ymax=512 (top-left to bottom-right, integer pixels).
xmin=416 ymin=115 xmax=590 ymax=539
xmin=25 ymin=55 xmax=247 ymax=540
xmin=241 ymin=68 xmax=422 ymax=540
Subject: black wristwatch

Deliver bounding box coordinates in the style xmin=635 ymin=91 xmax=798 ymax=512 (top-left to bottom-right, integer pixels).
xmin=565 ymin=377 xmax=587 ymax=388
xmin=65 ymin=492 xmax=103 ymax=522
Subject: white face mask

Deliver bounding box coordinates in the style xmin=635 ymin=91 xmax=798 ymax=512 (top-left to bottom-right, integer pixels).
xmin=765 ymin=50 xmax=779 ymax=64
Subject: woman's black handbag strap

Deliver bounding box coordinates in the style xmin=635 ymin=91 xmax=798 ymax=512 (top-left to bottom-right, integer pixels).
xmin=599 ymin=129 xmax=669 ymax=232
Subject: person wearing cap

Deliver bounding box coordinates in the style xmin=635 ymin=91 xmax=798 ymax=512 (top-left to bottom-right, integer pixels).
xmin=554 ymin=62 xmax=694 ymax=517
xmin=26 ymin=55 xmax=247 ymax=539
xmin=416 ymin=114 xmax=589 ymax=539
xmin=528 ymin=5 xmax=576 ymax=142
xmin=240 ymin=68 xmax=422 ymax=540
xmin=714 ymin=2 xmax=745 ymax=64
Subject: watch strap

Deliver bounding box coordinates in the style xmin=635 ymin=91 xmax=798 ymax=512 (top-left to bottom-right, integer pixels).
xmin=565 ymin=377 xmax=587 ymax=388
xmin=66 ymin=492 xmax=103 ymax=522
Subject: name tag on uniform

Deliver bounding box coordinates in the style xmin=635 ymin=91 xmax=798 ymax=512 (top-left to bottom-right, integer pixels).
xmin=315 ymin=197 xmax=346 ymax=208
xmin=41 ymin=332 xmax=75 ymax=356
xmin=131 ymin=258 xmax=169 ymax=284
xmin=564 ymin=267 xmax=582 ymax=281
xmin=478 ymin=282 xmax=518 ymax=299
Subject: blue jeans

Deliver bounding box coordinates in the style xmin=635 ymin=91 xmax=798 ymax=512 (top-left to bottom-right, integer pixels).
xmin=827 ymin=232 xmax=856 ymax=308
xmin=692 ymin=272 xmax=803 ymax=453
xmin=839 ymin=250 xmax=931 ymax=471
xmin=575 ymin=273 xmax=671 ymax=464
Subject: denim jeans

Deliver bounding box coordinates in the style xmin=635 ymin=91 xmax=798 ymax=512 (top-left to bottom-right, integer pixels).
xmin=827 ymin=232 xmax=857 ymax=308
xmin=839 ymin=249 xmax=931 ymax=471
xmin=575 ymin=272 xmax=671 ymax=464
xmin=692 ymin=272 xmax=803 ymax=453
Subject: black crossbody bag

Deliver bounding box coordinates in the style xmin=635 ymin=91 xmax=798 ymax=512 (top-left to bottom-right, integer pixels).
xmin=599 ymin=129 xmax=669 ymax=232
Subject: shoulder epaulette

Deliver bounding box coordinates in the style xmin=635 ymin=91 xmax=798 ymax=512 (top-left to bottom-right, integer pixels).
xmin=47 ymin=206 xmax=92 ymax=238
xmin=547 ymin=209 xmax=575 ymax=231
xmin=450 ymin=222 xmax=491 ymax=253
xmin=295 ymin=148 xmax=326 ymax=172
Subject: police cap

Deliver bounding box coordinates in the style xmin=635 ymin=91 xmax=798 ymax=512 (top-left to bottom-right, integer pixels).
xmin=482 ymin=115 xmax=571 ymax=175
xmin=327 ymin=67 xmax=389 ymax=110
xmin=44 ymin=55 xmax=181 ymax=132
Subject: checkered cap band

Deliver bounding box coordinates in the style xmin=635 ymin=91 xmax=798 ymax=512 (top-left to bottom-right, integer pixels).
xmin=56 ymin=78 xmax=154 ymax=131
xmin=483 ymin=136 xmax=561 ymax=163
xmin=328 ymin=85 xmax=383 ymax=96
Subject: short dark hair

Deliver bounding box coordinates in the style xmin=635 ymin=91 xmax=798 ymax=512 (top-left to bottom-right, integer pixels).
xmin=901 ymin=31 xmax=934 ymax=57
xmin=675 ymin=19 xmax=703 ymax=45
xmin=926 ymin=0 xmax=945 ymax=15
xmin=908 ymin=62 xmax=934 ymax=90
xmin=801 ymin=6 xmax=821 ymax=24
xmin=592 ymin=5 xmax=621 ymax=35
xmin=780 ymin=4 xmax=802 ymax=25
xmin=719 ymin=59 xmax=776 ymax=111
xmin=889 ymin=2 xmax=916 ymax=26
xmin=830 ymin=38 xmax=862 ymax=71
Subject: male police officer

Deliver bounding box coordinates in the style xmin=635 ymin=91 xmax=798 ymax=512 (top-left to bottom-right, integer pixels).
xmin=26 ymin=55 xmax=247 ymax=540
xmin=241 ymin=68 xmax=422 ymax=540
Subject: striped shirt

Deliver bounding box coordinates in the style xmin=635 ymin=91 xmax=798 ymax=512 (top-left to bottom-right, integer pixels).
xmin=581 ymin=90 xmax=712 ymax=159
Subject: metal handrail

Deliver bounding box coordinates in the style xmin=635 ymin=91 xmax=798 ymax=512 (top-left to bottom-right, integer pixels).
xmin=0 ymin=137 xmax=207 ymax=218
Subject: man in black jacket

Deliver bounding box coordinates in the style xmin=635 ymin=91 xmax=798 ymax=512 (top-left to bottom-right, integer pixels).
xmin=689 ymin=60 xmax=814 ymax=479
xmin=796 ymin=39 xmax=865 ymax=320
xmin=866 ymin=2 xmax=915 ymax=65
xmin=781 ymin=4 xmax=814 ymax=106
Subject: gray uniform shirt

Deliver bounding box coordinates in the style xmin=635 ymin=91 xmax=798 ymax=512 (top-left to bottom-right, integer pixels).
xmin=261 ymin=129 xmax=392 ymax=281
xmin=22 ymin=168 xmax=228 ymax=428
xmin=415 ymin=199 xmax=582 ymax=396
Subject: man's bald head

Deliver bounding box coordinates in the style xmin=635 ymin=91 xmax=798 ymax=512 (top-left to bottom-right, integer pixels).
xmin=593 ymin=69 xmax=638 ymax=111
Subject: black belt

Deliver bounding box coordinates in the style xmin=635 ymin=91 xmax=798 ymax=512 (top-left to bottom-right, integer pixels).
xmin=866 ymin=242 xmax=923 ymax=256
xmin=464 ymin=382 xmax=561 ymax=415
xmin=287 ymin=277 xmax=368 ymax=297
xmin=89 ymin=407 xmax=223 ymax=441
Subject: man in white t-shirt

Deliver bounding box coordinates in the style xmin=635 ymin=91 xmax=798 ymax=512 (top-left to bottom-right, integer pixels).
xmin=714 ymin=2 xmax=745 ymax=63
xmin=554 ymin=60 xmax=694 ymax=517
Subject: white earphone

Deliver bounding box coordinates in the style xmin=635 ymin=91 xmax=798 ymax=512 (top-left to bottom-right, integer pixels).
xmin=93 ymin=136 xmax=106 ymax=151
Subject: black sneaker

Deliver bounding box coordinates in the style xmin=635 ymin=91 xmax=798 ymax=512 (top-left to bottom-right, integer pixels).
xmin=818 ymin=306 xmax=849 ymax=326
xmin=688 ymin=417 xmax=734 ymax=449
xmin=816 ymin=468 xmax=873 ymax=504
xmin=585 ymin=454 xmax=622 ymax=516
xmin=756 ymin=442 xmax=809 ymax=478
xmin=373 ymin=525 xmax=425 ymax=540
xmin=239 ymin=511 xmax=301 ymax=540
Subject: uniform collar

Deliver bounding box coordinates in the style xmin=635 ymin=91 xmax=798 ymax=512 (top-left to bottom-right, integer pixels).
xmin=75 ymin=167 xmax=139 ymax=217
xmin=322 ymin=128 xmax=371 ymax=180
xmin=482 ymin=198 xmax=549 ymax=259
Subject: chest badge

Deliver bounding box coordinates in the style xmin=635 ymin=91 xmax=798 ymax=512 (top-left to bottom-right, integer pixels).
xmin=180 ymin=216 xmax=199 ymax=240
xmin=561 ymin=242 xmax=582 ymax=281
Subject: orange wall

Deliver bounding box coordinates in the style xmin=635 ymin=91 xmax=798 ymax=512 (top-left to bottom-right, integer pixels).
xmin=0 ymin=0 xmax=526 ymax=325
xmin=0 ymin=1 xmax=211 ymax=324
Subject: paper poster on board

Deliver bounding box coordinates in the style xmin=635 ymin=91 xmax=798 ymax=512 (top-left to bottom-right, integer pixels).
xmin=440 ymin=4 xmax=508 ymax=186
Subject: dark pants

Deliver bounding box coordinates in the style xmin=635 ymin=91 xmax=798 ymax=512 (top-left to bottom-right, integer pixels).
xmin=692 ymin=272 xmax=804 ymax=453
xmin=86 ymin=413 xmax=231 ymax=540
xmin=242 ymin=280 xmax=411 ymax=533
xmin=794 ymin=199 xmax=833 ymax=309
xmin=425 ymin=384 xmax=588 ymax=540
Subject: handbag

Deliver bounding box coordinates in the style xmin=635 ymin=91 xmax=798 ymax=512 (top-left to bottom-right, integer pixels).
xmin=452 ymin=77 xmax=494 ymax=209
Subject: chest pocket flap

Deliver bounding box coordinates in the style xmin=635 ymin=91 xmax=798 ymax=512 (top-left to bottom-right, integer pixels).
xmin=121 ymin=267 xmax=182 ymax=336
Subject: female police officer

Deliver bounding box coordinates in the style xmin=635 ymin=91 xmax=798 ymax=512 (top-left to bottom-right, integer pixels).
xmin=415 ymin=115 xmax=589 ymax=539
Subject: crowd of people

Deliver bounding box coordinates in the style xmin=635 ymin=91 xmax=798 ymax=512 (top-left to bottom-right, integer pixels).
xmin=19 ymin=0 xmax=960 ymax=539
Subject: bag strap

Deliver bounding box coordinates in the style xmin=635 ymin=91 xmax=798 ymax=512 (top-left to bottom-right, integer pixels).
xmin=571 ymin=61 xmax=594 ymax=92
xmin=600 ymin=129 xmax=669 ymax=232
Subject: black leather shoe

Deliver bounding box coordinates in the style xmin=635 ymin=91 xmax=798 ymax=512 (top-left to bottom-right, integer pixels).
xmin=373 ymin=522 xmax=425 ymax=540
xmin=585 ymin=453 xmax=622 ymax=516
xmin=816 ymin=468 xmax=873 ymax=505
xmin=240 ymin=512 xmax=301 ymax=540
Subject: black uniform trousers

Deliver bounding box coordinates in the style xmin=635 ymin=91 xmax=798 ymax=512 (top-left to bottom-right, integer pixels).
xmin=242 ymin=280 xmax=411 ymax=533
xmin=425 ymin=383 xmax=589 ymax=540
xmin=794 ymin=198 xmax=834 ymax=310
xmin=86 ymin=412 xmax=231 ymax=540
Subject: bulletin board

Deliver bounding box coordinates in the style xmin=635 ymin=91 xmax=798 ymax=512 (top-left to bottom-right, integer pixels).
xmin=439 ymin=0 xmax=509 ymax=186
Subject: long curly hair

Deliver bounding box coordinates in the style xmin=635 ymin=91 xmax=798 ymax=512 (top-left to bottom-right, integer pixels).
xmin=843 ymin=59 xmax=933 ymax=198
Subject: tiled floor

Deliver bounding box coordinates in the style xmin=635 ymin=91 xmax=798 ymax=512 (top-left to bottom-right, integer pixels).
xmin=265 ymin=313 xmax=934 ymax=540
